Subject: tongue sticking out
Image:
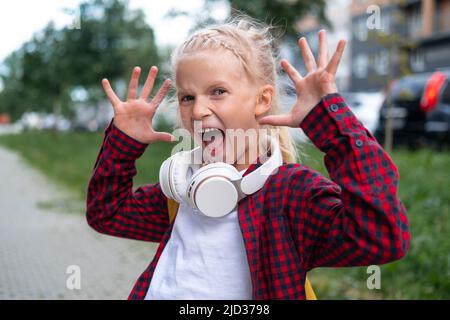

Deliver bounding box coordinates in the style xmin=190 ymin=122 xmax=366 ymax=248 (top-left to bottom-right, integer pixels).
xmin=202 ymin=129 xmax=224 ymax=158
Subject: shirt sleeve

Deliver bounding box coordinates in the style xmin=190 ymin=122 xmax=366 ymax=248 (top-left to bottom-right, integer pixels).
xmin=85 ymin=119 xmax=170 ymax=242
xmin=289 ymin=93 xmax=411 ymax=271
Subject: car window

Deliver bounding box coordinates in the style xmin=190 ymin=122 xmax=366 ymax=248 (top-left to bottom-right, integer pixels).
xmin=391 ymin=79 xmax=426 ymax=101
xmin=440 ymin=81 xmax=450 ymax=105
xmin=387 ymin=76 xmax=428 ymax=108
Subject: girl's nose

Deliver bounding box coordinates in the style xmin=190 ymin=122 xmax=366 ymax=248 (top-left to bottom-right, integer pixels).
xmin=192 ymin=98 xmax=212 ymax=120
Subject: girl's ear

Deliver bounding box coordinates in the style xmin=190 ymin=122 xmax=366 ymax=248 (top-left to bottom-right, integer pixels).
xmin=254 ymin=84 xmax=274 ymax=118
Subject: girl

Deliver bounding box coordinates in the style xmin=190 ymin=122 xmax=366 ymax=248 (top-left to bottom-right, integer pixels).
xmin=86 ymin=16 xmax=410 ymax=300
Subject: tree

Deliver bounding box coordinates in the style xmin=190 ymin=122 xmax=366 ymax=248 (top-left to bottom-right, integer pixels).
xmin=0 ymin=23 xmax=68 ymax=120
xmin=0 ymin=0 xmax=160 ymax=122
xmin=166 ymin=0 xmax=329 ymax=39
xmin=224 ymin=0 xmax=329 ymax=38
xmin=0 ymin=51 xmax=27 ymax=120
xmin=61 ymin=0 xmax=160 ymax=102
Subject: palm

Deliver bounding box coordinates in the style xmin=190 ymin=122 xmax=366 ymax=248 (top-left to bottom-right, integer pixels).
xmin=102 ymin=66 xmax=174 ymax=144
xmin=291 ymin=69 xmax=336 ymax=118
xmin=259 ymin=30 xmax=346 ymax=128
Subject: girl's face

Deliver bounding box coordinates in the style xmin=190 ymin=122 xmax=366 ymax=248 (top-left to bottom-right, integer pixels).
xmin=176 ymin=49 xmax=272 ymax=170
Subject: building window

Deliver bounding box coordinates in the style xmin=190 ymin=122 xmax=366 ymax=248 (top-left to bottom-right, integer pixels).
xmin=380 ymin=12 xmax=391 ymax=34
xmin=407 ymin=5 xmax=422 ymax=37
xmin=353 ymin=54 xmax=368 ymax=78
xmin=354 ymin=17 xmax=368 ymax=41
xmin=374 ymin=50 xmax=390 ymax=75
xmin=410 ymin=49 xmax=425 ymax=72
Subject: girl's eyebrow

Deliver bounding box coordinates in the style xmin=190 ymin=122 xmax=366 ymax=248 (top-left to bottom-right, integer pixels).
xmin=205 ymin=81 xmax=230 ymax=90
xmin=177 ymin=81 xmax=231 ymax=98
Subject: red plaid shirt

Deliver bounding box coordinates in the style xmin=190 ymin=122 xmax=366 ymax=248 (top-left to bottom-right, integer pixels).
xmin=86 ymin=93 xmax=410 ymax=300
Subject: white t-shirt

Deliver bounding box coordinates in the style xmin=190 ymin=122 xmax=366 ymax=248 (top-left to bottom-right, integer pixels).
xmin=145 ymin=169 xmax=252 ymax=300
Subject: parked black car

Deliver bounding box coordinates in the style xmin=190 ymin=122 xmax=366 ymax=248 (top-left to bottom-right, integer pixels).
xmin=375 ymin=70 xmax=450 ymax=149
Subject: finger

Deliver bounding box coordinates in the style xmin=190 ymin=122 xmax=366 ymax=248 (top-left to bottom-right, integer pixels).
xmin=102 ymin=78 xmax=121 ymax=107
xmin=258 ymin=114 xmax=293 ymax=127
xmin=153 ymin=131 xmax=176 ymax=143
xmin=326 ymin=39 xmax=346 ymax=75
xmin=280 ymin=59 xmax=303 ymax=84
xmin=150 ymin=79 xmax=172 ymax=108
xmin=127 ymin=66 xmax=141 ymax=100
xmin=317 ymin=29 xmax=328 ymax=69
xmin=141 ymin=66 xmax=158 ymax=101
xmin=299 ymin=37 xmax=316 ymax=73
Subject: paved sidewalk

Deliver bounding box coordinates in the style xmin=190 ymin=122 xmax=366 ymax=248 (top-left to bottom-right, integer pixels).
xmin=0 ymin=146 xmax=158 ymax=299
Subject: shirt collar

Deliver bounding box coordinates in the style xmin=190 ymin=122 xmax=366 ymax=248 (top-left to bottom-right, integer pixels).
xmin=241 ymin=153 xmax=267 ymax=178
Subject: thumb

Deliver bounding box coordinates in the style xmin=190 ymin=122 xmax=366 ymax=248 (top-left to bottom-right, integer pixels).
xmin=258 ymin=114 xmax=294 ymax=127
xmin=153 ymin=131 xmax=176 ymax=143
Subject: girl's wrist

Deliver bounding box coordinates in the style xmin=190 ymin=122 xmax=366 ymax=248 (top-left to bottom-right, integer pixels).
xmin=112 ymin=119 xmax=150 ymax=145
xmin=296 ymin=90 xmax=339 ymax=126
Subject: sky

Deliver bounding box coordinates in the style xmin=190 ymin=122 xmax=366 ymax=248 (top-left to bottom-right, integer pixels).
xmin=0 ymin=0 xmax=229 ymax=62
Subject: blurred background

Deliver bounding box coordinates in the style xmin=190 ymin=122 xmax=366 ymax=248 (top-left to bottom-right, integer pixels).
xmin=0 ymin=0 xmax=448 ymax=299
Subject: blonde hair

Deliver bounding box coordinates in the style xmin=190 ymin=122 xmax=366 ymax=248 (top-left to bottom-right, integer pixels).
xmin=165 ymin=14 xmax=299 ymax=163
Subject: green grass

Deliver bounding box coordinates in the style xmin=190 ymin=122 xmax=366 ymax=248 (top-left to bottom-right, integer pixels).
xmin=0 ymin=129 xmax=174 ymax=200
xmin=0 ymin=131 xmax=449 ymax=299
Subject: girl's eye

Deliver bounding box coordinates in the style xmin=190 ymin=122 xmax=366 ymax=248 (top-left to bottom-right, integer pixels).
xmin=180 ymin=88 xmax=226 ymax=103
xmin=180 ymin=95 xmax=194 ymax=103
xmin=212 ymin=88 xmax=226 ymax=96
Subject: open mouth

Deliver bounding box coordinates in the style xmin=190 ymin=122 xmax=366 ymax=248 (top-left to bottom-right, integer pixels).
xmin=198 ymin=127 xmax=225 ymax=158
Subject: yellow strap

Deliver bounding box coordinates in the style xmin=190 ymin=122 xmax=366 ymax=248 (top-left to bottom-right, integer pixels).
xmin=166 ymin=198 xmax=317 ymax=300
xmin=305 ymin=277 xmax=317 ymax=300
xmin=167 ymin=198 xmax=179 ymax=224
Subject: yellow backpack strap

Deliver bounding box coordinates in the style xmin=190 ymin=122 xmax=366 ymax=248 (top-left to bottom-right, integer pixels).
xmin=167 ymin=198 xmax=180 ymax=224
xmin=305 ymin=277 xmax=317 ymax=300
xmin=165 ymin=198 xmax=317 ymax=300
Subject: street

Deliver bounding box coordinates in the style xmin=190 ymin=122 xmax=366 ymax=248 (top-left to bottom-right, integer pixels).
xmin=0 ymin=146 xmax=157 ymax=299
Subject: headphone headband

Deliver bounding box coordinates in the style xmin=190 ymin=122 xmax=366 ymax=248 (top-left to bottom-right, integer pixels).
xmin=240 ymin=135 xmax=282 ymax=195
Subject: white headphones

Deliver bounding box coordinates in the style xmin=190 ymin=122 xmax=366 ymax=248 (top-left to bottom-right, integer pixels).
xmin=159 ymin=136 xmax=283 ymax=218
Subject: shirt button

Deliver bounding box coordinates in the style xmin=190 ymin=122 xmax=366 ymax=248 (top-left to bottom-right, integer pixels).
xmin=329 ymin=104 xmax=339 ymax=112
xmin=355 ymin=139 xmax=363 ymax=147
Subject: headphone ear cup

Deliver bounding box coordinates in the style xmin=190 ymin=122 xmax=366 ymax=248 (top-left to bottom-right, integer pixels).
xmin=159 ymin=156 xmax=174 ymax=200
xmin=187 ymin=163 xmax=242 ymax=217
xmin=159 ymin=152 xmax=191 ymax=203
xmin=160 ymin=148 xmax=202 ymax=203
xmin=169 ymin=152 xmax=191 ymax=203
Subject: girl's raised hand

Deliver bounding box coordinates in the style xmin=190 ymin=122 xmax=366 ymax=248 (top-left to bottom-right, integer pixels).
xmin=259 ymin=29 xmax=346 ymax=128
xmin=102 ymin=66 xmax=175 ymax=144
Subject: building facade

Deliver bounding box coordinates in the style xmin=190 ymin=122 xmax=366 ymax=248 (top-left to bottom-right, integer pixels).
xmin=291 ymin=0 xmax=353 ymax=92
xmin=350 ymin=0 xmax=450 ymax=91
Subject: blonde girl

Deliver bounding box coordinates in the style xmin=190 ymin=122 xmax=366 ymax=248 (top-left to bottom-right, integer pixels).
xmin=87 ymin=15 xmax=410 ymax=300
